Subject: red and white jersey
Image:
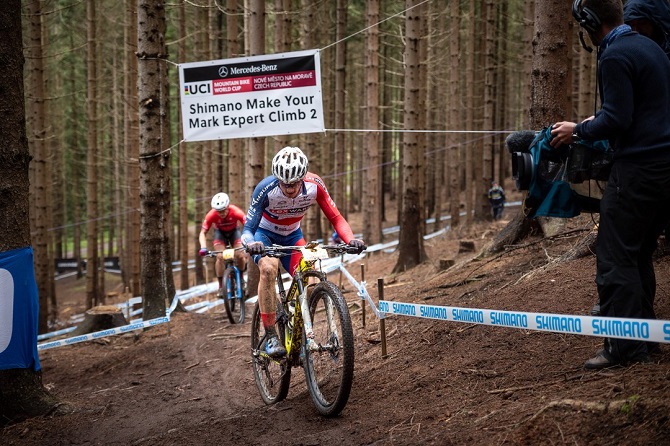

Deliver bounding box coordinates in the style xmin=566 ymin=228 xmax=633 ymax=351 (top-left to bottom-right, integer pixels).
xmin=242 ymin=172 xmax=354 ymax=241
xmin=201 ymin=204 xmax=246 ymax=233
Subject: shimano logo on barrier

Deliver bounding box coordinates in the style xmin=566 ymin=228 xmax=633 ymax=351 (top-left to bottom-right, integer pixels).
xmin=535 ymin=315 xmax=582 ymax=333
xmin=121 ymin=323 xmax=145 ymax=332
xmin=392 ymin=302 xmax=416 ymax=316
xmin=490 ymin=311 xmax=528 ymax=328
xmin=419 ymin=305 xmax=448 ymax=320
xmin=149 ymin=317 xmax=169 ymax=326
xmin=592 ymin=318 xmax=649 ymax=339
xmin=65 ymin=335 xmax=90 ymax=344
xmin=92 ymin=329 xmax=117 ymax=339
xmin=452 ymin=309 xmax=484 ymax=323
xmin=665 ymin=323 xmax=670 ymax=341
xmin=39 ymin=341 xmax=61 ymax=350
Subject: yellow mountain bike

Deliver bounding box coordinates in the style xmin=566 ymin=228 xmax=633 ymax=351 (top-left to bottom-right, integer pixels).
xmin=250 ymin=242 xmax=364 ymax=417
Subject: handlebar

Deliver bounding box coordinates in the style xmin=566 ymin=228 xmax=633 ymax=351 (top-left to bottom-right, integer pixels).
xmin=203 ymin=247 xmax=244 ymax=258
xmin=245 ymin=242 xmax=366 ymax=257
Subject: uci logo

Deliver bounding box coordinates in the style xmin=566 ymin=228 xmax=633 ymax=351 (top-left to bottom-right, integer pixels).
xmin=218 ymin=66 xmax=229 ymax=78
xmin=184 ymin=82 xmax=211 ymax=96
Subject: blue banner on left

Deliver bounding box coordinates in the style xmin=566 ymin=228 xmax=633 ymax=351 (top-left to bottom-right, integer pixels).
xmin=0 ymin=246 xmax=41 ymax=371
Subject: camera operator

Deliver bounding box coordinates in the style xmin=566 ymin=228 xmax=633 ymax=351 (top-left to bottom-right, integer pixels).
xmin=551 ymin=0 xmax=670 ymax=369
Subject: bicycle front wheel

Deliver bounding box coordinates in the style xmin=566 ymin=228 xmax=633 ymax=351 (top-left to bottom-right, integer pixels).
xmin=251 ymin=302 xmax=290 ymax=405
xmin=223 ymin=266 xmax=245 ymax=324
xmin=303 ymin=281 xmax=354 ymax=417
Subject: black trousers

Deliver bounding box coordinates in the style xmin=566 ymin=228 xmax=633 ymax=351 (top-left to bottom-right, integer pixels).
xmin=596 ymin=158 xmax=670 ymax=361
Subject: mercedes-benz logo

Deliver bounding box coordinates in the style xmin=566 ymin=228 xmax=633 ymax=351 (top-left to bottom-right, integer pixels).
xmin=218 ymin=66 xmax=228 ymax=77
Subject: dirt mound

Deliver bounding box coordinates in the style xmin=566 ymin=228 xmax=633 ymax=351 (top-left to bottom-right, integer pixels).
xmin=3 ymin=214 xmax=670 ymax=445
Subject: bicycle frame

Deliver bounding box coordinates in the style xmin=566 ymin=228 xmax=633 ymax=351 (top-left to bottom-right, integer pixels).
xmin=211 ymin=248 xmax=244 ymax=298
xmin=251 ymin=241 xmax=362 ymax=416
xmin=276 ymin=248 xmax=329 ymax=363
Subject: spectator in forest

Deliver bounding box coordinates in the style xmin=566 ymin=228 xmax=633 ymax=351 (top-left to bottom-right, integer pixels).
xmin=198 ymin=192 xmax=247 ymax=296
xmin=487 ymin=181 xmax=506 ymax=220
xmin=624 ymin=0 xmax=670 ymax=59
xmin=551 ymin=0 xmax=670 ymax=368
xmin=242 ymin=146 xmax=365 ymax=357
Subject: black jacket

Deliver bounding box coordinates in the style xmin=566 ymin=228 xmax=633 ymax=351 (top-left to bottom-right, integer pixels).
xmin=575 ymin=29 xmax=670 ymax=162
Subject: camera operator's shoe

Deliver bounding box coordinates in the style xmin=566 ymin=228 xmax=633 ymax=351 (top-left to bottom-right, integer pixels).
xmin=584 ymin=349 xmax=651 ymax=369
xmin=264 ymin=335 xmax=286 ymax=358
xmin=584 ymin=351 xmax=619 ymax=369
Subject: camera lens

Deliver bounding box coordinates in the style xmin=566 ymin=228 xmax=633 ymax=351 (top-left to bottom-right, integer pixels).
xmin=512 ymin=152 xmax=534 ymax=190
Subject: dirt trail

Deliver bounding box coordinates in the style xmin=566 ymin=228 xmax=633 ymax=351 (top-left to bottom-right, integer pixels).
xmin=3 ymin=214 xmax=670 ymax=445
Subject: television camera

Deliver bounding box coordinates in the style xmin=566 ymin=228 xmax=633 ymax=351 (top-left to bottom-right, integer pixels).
xmin=506 ymin=127 xmax=611 ymax=218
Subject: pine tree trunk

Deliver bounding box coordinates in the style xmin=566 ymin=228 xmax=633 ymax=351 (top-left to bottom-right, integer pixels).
xmin=394 ymin=0 xmax=426 ymax=273
xmin=177 ymin=2 xmax=189 ymax=291
xmin=447 ymin=0 xmax=461 ymax=229
xmin=85 ymin=0 xmax=99 ymax=309
xmin=245 ymin=0 xmax=266 ymax=297
xmin=26 ymin=0 xmax=52 ymax=332
xmin=138 ymin=0 xmax=175 ymax=319
xmin=364 ymin=0 xmax=382 ymax=244
xmin=0 ymin=0 xmax=62 ymax=424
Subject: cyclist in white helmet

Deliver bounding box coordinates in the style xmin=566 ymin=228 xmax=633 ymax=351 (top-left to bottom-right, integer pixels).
xmin=199 ymin=192 xmax=247 ymax=296
xmin=242 ymin=146 xmax=365 ymax=357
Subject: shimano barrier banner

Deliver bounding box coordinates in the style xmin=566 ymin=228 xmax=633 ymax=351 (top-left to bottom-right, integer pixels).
xmin=379 ymin=300 xmax=670 ymax=344
xmin=179 ymin=49 xmax=325 ymax=141
xmin=0 ymin=247 xmax=41 ymax=371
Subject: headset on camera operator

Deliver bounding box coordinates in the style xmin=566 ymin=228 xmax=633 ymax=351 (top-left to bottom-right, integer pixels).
xmin=551 ymin=0 xmax=670 ymax=369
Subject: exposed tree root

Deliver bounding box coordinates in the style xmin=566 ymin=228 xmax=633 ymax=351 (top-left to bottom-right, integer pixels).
xmin=519 ymin=397 xmax=637 ymax=428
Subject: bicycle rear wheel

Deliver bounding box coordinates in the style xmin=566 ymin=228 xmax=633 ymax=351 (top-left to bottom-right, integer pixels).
xmin=223 ymin=266 xmax=245 ymax=324
xmin=251 ymin=302 xmax=291 ymax=405
xmin=303 ymin=281 xmax=354 ymax=417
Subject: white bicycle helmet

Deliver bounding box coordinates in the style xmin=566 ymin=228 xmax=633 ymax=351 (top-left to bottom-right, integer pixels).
xmin=211 ymin=192 xmax=230 ymax=211
xmin=271 ymin=146 xmax=308 ymax=184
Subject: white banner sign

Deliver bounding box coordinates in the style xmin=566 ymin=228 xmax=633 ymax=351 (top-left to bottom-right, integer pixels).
xmin=178 ymin=50 xmax=325 ymax=141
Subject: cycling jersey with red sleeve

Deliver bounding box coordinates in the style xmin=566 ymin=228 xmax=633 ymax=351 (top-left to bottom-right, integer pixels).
xmin=242 ymin=172 xmax=354 ymax=243
xmin=201 ymin=204 xmax=246 ymax=233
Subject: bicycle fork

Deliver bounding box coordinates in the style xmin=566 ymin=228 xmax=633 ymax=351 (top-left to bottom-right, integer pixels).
xmin=299 ymin=287 xmax=339 ymax=353
xmin=298 ymin=288 xmax=315 ymax=349
xmin=233 ymin=267 xmax=243 ymax=298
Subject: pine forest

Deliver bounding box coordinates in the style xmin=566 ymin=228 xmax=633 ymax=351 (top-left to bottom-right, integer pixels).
xmin=20 ymin=0 xmax=596 ymax=331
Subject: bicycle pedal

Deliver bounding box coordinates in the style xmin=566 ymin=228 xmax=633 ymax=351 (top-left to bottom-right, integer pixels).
xmin=305 ymin=338 xmax=319 ymax=352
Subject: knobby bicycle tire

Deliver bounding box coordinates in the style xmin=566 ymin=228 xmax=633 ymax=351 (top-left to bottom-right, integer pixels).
xmin=251 ymin=302 xmax=291 ymax=405
xmin=303 ymin=281 xmax=354 ymax=417
xmin=223 ymin=266 xmax=245 ymax=324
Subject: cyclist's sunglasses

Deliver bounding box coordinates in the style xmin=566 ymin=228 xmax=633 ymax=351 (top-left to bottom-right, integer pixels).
xmin=279 ymin=180 xmax=302 ymax=189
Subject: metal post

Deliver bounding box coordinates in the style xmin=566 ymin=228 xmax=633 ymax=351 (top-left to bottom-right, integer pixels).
xmin=360 ymin=263 xmax=366 ymax=329
xmin=378 ymin=278 xmax=387 ymax=359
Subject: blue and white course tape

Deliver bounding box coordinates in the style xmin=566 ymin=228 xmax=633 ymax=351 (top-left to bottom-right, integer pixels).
xmin=379 ymin=300 xmax=670 ymax=344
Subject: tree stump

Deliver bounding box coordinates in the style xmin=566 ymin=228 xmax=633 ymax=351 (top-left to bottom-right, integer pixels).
xmin=71 ymin=305 xmax=128 ymax=336
xmin=458 ymin=240 xmax=476 ymax=253
xmin=438 ymin=259 xmax=455 ymax=271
